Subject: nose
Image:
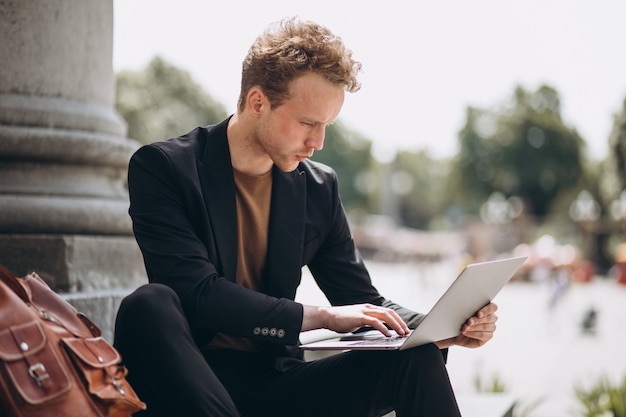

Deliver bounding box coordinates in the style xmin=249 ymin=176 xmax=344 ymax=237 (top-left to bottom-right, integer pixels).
xmin=306 ymin=126 xmax=326 ymax=151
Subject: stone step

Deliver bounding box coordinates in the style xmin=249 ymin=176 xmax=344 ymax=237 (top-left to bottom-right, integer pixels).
xmin=62 ymin=288 xmax=135 ymax=343
xmin=0 ymin=234 xmax=146 ymax=343
xmin=0 ymin=234 xmax=146 ymax=293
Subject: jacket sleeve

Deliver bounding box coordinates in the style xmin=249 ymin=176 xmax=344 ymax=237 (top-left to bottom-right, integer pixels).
xmin=304 ymin=164 xmax=424 ymax=327
xmin=128 ymin=143 xmax=303 ymax=346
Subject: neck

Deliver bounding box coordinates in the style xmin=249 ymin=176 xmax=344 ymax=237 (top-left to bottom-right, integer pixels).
xmin=227 ymin=113 xmax=273 ymax=176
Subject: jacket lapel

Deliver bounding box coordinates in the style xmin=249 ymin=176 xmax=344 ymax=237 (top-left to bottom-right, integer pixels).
xmin=196 ymin=120 xmax=238 ymax=282
xmin=264 ymin=168 xmax=306 ymax=300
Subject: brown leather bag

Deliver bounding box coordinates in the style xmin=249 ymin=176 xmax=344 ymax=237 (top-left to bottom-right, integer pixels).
xmin=0 ymin=265 xmax=146 ymax=417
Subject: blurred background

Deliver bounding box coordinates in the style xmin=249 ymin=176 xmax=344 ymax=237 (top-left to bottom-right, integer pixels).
xmin=112 ymin=1 xmax=626 ymax=416
xmin=113 ymin=0 xmax=626 ymax=281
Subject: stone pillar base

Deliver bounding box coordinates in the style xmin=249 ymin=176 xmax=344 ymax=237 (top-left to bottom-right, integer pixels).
xmin=0 ymin=234 xmax=147 ymax=342
xmin=0 ymin=234 xmax=146 ymax=291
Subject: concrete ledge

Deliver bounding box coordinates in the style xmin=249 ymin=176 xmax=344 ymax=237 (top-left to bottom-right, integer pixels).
xmin=0 ymin=234 xmax=146 ymax=292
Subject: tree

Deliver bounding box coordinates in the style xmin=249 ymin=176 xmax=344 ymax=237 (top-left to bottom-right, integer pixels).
xmin=115 ymin=56 xmax=228 ymax=144
xmin=610 ymin=97 xmax=626 ymax=190
xmin=453 ymin=85 xmax=586 ymax=222
xmin=311 ymin=122 xmax=377 ymax=214
xmin=391 ymin=150 xmax=452 ymax=230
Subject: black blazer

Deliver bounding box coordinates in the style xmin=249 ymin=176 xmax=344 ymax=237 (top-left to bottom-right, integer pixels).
xmin=128 ymin=117 xmax=418 ymax=352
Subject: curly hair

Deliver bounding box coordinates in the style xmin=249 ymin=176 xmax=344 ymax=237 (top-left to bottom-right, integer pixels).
xmin=237 ymin=17 xmax=362 ymax=112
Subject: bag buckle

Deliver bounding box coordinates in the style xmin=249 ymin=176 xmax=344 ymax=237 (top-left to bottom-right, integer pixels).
xmin=112 ymin=378 xmax=126 ymax=396
xmin=28 ymin=363 xmax=50 ymax=388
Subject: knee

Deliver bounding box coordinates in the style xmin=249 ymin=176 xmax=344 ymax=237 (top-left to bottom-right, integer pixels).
xmin=120 ymin=283 xmax=180 ymax=313
xmin=115 ymin=284 xmax=184 ymax=338
xmin=395 ymin=343 xmax=447 ymax=370
xmin=415 ymin=342 xmax=446 ymax=360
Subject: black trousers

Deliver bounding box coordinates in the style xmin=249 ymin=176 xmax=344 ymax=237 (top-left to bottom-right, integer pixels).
xmin=114 ymin=284 xmax=462 ymax=417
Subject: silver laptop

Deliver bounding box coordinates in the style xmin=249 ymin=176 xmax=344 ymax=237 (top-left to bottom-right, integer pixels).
xmin=299 ymin=256 xmax=527 ymax=351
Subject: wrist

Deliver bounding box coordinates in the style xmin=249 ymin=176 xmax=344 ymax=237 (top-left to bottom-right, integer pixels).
xmin=435 ymin=337 xmax=455 ymax=349
xmin=301 ymin=304 xmax=330 ymax=332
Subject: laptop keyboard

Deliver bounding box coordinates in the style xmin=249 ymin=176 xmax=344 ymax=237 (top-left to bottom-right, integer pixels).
xmin=349 ymin=334 xmax=408 ymax=346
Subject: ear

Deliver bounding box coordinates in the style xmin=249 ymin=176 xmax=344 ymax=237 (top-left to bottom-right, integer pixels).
xmin=246 ymin=87 xmax=267 ymax=117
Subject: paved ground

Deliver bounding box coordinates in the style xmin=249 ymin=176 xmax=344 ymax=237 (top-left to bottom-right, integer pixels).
xmin=296 ymin=259 xmax=626 ymax=417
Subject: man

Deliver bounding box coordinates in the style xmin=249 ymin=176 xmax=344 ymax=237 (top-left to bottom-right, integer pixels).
xmin=114 ymin=17 xmax=498 ymax=417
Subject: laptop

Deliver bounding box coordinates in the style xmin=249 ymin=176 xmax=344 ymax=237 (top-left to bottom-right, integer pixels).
xmin=299 ymin=256 xmax=527 ymax=351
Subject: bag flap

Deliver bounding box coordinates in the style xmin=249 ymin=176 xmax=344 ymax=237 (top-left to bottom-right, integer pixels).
xmin=24 ymin=272 xmax=98 ymax=338
xmin=0 ymin=265 xmax=30 ymax=303
xmin=77 ymin=312 xmax=102 ymax=338
xmin=0 ymin=321 xmax=46 ymax=361
xmin=62 ymin=337 xmax=121 ymax=368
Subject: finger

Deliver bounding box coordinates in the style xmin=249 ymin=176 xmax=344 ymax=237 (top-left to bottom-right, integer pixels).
xmin=461 ymin=330 xmax=494 ymax=343
xmin=476 ymin=302 xmax=498 ymax=318
xmin=362 ymin=307 xmax=398 ymax=336
xmin=461 ymin=314 xmax=498 ymax=329
xmin=364 ymin=305 xmax=410 ymax=335
xmin=359 ymin=315 xmax=394 ymax=337
xmin=462 ymin=324 xmax=496 ymax=341
xmin=466 ymin=312 xmax=498 ymax=328
xmin=380 ymin=309 xmax=410 ymax=335
xmin=476 ymin=313 xmax=499 ymax=325
xmin=463 ymin=322 xmax=497 ymax=333
xmin=454 ymin=335 xmax=486 ymax=349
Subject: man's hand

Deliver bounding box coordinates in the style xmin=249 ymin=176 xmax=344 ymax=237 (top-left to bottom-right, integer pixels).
xmin=302 ymin=303 xmax=410 ymax=337
xmin=435 ymin=302 xmax=499 ymax=349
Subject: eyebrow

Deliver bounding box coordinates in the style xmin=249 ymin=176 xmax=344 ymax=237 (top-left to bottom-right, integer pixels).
xmin=302 ymin=116 xmax=338 ymax=126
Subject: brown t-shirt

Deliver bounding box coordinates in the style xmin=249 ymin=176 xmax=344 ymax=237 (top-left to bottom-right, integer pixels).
xmin=204 ymin=168 xmax=272 ymax=352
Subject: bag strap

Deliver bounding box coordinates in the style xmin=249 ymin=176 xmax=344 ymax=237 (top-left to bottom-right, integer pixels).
xmin=0 ymin=264 xmax=30 ymax=303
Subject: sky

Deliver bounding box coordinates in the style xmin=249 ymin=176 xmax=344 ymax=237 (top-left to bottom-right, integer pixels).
xmin=113 ymin=0 xmax=626 ymax=161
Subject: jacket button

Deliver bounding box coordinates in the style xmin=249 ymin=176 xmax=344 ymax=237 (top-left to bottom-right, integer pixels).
xmin=277 ymin=329 xmax=285 ymax=338
xmin=261 ymin=327 xmax=269 ymax=336
xmin=253 ymin=327 xmax=261 ymax=335
xmin=270 ymin=328 xmax=277 ymax=336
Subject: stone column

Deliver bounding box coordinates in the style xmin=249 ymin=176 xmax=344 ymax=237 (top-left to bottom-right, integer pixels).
xmin=0 ymin=0 xmax=146 ymax=341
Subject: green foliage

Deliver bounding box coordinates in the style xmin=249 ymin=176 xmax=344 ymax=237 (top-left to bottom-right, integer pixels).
xmin=574 ymin=375 xmax=626 ymax=417
xmin=391 ymin=150 xmax=453 ymax=229
xmin=473 ymin=372 xmax=544 ymax=417
xmin=610 ymin=98 xmax=626 ymax=191
xmin=311 ymin=122 xmax=377 ymax=213
xmin=453 ymin=84 xmax=585 ymax=221
xmin=115 ymin=56 xmax=228 ymax=144
xmin=474 ymin=372 xmax=508 ymax=393
xmin=513 ymin=398 xmax=545 ymax=417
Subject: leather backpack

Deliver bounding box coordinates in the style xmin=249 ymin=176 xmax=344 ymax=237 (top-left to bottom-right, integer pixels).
xmin=0 ymin=265 xmax=146 ymax=417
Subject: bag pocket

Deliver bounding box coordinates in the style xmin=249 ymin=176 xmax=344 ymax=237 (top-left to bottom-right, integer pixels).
xmin=62 ymin=337 xmax=146 ymax=413
xmin=0 ymin=320 xmax=71 ymax=405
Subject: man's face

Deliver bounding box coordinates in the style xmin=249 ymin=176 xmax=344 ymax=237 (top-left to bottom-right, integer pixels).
xmin=257 ymin=72 xmax=345 ymax=172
